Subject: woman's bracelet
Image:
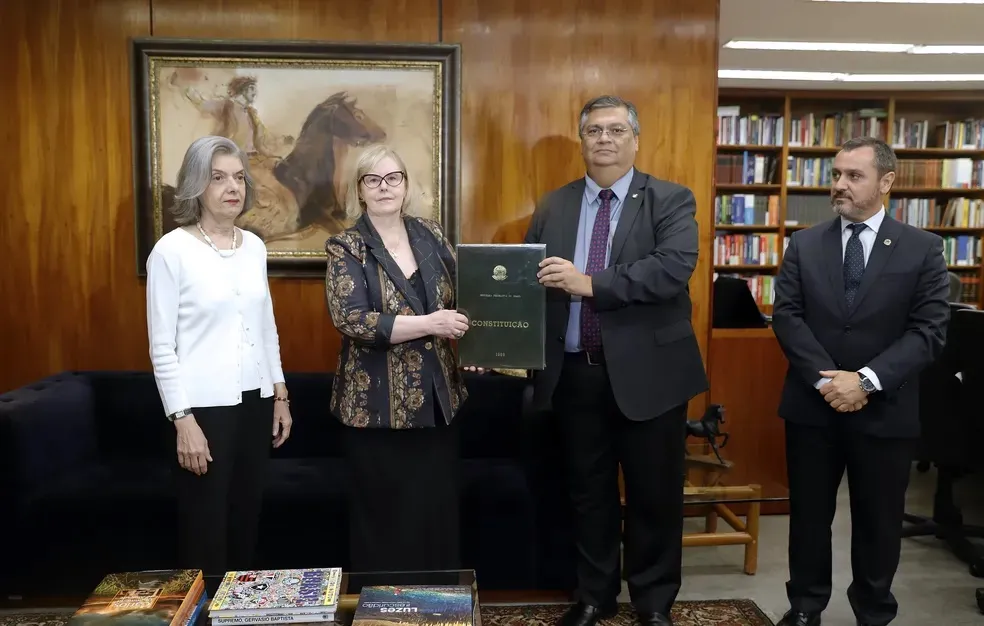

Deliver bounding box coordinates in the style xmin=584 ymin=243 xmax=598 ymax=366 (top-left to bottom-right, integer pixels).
xmin=275 ymin=396 xmax=289 ymax=404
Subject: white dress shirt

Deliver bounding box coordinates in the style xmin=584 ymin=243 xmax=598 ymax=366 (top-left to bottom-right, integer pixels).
xmin=814 ymin=207 xmax=885 ymax=392
xmin=146 ymin=227 xmax=286 ymax=416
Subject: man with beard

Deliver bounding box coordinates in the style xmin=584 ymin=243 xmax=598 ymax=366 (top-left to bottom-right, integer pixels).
xmin=771 ymin=136 xmax=950 ymax=626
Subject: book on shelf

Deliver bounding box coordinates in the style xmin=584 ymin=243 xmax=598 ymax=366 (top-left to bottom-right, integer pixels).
xmin=715 ymin=193 xmax=779 ymax=226
xmin=943 ymin=236 xmax=981 ymax=268
xmin=786 ymin=156 xmax=832 ymax=187
xmin=890 ymin=197 xmax=984 ymax=229
xmin=714 ymin=272 xmax=776 ymax=308
xmin=713 ymin=232 xmax=780 ymax=267
xmin=892 ymin=119 xmax=984 ymax=150
xmin=788 ymin=109 xmax=888 ymax=147
xmin=716 ymin=105 xmax=783 ymax=146
xmin=715 ymin=151 xmax=779 ymax=185
xmin=715 ymin=89 xmax=984 ymax=310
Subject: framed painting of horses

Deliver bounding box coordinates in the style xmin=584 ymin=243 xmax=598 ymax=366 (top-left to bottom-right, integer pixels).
xmin=130 ymin=37 xmax=461 ymax=277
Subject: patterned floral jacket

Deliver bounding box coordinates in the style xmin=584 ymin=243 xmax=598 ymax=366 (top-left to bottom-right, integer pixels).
xmin=324 ymin=214 xmax=468 ymax=428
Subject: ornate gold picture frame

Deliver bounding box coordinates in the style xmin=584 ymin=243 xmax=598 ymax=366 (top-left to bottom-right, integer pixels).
xmin=130 ymin=37 xmax=461 ymax=277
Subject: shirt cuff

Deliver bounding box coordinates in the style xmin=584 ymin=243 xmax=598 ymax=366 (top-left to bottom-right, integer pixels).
xmin=814 ymin=377 xmax=832 ymax=390
xmin=858 ymin=367 xmax=882 ymax=391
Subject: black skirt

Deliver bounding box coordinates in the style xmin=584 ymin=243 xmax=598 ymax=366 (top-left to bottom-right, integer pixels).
xmin=341 ymin=395 xmax=461 ymax=572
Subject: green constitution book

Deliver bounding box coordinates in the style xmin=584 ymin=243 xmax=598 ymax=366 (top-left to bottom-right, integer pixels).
xmin=455 ymin=243 xmax=546 ymax=370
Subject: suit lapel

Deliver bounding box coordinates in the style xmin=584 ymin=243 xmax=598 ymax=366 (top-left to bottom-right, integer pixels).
xmin=821 ymin=218 xmax=847 ymax=317
xmin=357 ymin=215 xmax=425 ymax=315
xmin=559 ymin=180 xmax=585 ymax=263
xmin=609 ymin=171 xmax=647 ymax=264
xmin=850 ymin=215 xmax=902 ymax=314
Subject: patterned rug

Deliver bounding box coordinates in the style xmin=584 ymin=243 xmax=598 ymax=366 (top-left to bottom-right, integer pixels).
xmin=0 ymin=615 xmax=72 ymax=626
xmin=0 ymin=600 xmax=775 ymax=626
xmin=481 ymin=601 xmax=774 ymax=626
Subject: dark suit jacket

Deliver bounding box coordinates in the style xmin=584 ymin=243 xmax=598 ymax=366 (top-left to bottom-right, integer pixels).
xmin=324 ymin=214 xmax=468 ymax=429
xmin=772 ymin=215 xmax=950 ymax=438
xmin=523 ymin=169 xmax=709 ymax=420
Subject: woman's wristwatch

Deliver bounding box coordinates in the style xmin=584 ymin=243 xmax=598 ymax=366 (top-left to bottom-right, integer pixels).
xmin=168 ymin=409 xmax=191 ymax=422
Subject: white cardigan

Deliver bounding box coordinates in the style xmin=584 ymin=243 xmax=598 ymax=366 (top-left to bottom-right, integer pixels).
xmin=146 ymin=227 xmax=286 ymax=416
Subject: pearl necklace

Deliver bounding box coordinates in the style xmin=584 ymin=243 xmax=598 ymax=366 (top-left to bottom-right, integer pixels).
xmin=197 ymin=222 xmax=237 ymax=257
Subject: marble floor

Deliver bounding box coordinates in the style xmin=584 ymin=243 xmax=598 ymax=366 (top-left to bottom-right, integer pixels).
xmin=656 ymin=464 xmax=984 ymax=625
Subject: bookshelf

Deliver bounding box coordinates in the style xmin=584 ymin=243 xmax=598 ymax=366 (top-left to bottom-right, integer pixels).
xmin=714 ymin=89 xmax=984 ymax=314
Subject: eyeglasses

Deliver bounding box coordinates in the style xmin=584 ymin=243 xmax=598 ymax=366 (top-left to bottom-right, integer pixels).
xmin=581 ymin=125 xmax=631 ymax=140
xmin=360 ymin=171 xmax=406 ymax=188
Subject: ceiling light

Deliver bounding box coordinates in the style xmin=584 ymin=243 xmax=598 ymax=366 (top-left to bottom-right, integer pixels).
xmin=812 ymin=0 xmax=984 ymax=4
xmin=724 ymin=41 xmax=984 ymax=54
xmin=718 ymin=70 xmax=849 ymax=81
xmin=724 ymin=40 xmax=912 ymax=52
xmin=719 ymin=69 xmax=984 ymax=82
xmin=842 ymin=73 xmax=984 ymax=81
xmin=910 ymin=45 xmax=984 ymax=54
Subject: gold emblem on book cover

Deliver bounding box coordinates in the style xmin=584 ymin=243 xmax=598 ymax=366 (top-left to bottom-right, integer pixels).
xmin=492 ymin=265 xmax=507 ymax=281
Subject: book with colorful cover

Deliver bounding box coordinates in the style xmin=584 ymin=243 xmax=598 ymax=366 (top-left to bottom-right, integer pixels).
xmin=211 ymin=612 xmax=336 ymax=625
xmin=209 ymin=568 xmax=341 ymax=617
xmin=182 ymin=590 xmax=209 ymax=626
xmin=351 ymin=586 xmax=474 ymax=626
xmin=65 ymin=569 xmax=203 ymax=626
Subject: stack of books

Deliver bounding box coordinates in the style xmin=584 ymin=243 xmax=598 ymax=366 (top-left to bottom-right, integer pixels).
xmin=351 ymin=585 xmax=476 ymax=626
xmin=60 ymin=567 xmax=479 ymax=625
xmin=65 ymin=569 xmax=207 ymax=626
xmin=208 ymin=568 xmax=342 ymax=624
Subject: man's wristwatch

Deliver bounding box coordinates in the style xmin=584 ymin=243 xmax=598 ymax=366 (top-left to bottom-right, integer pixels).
xmin=858 ymin=373 xmax=876 ymax=393
xmin=167 ymin=409 xmax=191 ymax=422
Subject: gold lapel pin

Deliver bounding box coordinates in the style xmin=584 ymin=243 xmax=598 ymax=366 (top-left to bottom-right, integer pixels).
xmin=884 ymin=238 xmax=892 ymax=245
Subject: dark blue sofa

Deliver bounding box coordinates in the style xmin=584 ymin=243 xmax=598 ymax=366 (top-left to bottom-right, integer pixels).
xmin=0 ymin=370 xmax=577 ymax=597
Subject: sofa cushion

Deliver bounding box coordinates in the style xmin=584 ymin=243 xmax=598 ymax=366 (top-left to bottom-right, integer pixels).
xmin=0 ymin=373 xmax=98 ymax=497
xmin=257 ymin=458 xmax=351 ymax=570
xmin=267 ymin=373 xmax=345 ymax=461
xmin=82 ymin=371 xmax=347 ymax=462
xmin=16 ymin=458 xmax=178 ymax=595
xmin=4 ymin=370 xmax=551 ymax=596
xmin=82 ymin=371 xmax=176 ymax=461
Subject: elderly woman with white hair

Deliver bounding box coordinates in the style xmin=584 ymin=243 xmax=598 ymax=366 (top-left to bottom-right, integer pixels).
xmin=145 ymin=134 xmax=292 ymax=574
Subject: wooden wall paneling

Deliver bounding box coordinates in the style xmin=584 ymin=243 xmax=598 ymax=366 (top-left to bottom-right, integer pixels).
xmin=0 ymin=0 xmax=722 ymax=404
xmin=150 ymin=0 xmax=439 ymax=42
xmin=0 ymin=0 xmax=152 ymax=394
xmin=149 ymin=0 xmax=441 ymax=377
xmin=707 ymin=328 xmax=789 ymax=514
xmin=0 ymin=0 xmax=443 ymax=394
xmin=442 ymin=0 xmax=721 ymax=417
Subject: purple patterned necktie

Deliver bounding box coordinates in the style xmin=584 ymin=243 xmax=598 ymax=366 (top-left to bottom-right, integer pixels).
xmin=580 ymin=189 xmax=614 ymax=355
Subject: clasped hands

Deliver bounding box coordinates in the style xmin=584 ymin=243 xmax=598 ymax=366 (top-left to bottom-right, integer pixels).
xmin=818 ymin=369 xmax=869 ymax=413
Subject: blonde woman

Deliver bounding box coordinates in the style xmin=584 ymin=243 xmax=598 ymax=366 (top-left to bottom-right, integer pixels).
xmin=324 ymin=144 xmax=468 ymax=573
